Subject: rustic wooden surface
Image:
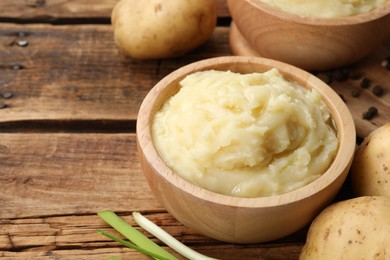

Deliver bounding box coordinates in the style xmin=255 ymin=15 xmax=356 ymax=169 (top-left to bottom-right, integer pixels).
xmin=0 ymin=0 xmax=389 ymax=259
xmin=0 ymin=0 xmax=230 ymax=20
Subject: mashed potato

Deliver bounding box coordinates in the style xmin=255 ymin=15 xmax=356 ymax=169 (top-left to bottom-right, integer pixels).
xmin=258 ymin=0 xmax=389 ymax=18
xmin=152 ymin=69 xmax=338 ymax=198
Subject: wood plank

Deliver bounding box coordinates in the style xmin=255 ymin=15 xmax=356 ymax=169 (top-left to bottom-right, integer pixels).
xmin=0 ymin=23 xmax=389 ymax=137
xmin=0 ymin=212 xmax=291 ymax=249
xmin=318 ymin=40 xmax=390 ymax=138
xmin=0 ymin=24 xmax=231 ymax=123
xmin=0 ymin=0 xmax=231 ymax=20
xmin=0 ymin=212 xmax=305 ymax=259
xmin=0 ymin=133 xmax=163 ymax=219
xmin=0 ymin=132 xmax=307 ymax=259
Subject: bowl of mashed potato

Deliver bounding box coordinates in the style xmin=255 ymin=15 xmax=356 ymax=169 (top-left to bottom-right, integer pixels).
xmin=137 ymin=56 xmax=356 ymax=243
xmin=228 ymin=0 xmax=390 ymax=70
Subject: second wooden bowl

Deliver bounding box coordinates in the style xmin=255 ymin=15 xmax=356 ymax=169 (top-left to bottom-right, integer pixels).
xmin=228 ymin=0 xmax=390 ymax=71
xmin=137 ymin=56 xmax=356 ymax=243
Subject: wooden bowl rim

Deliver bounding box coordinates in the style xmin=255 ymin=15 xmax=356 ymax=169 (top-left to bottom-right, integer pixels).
xmin=245 ymin=0 xmax=390 ymax=25
xmin=137 ymin=56 xmax=356 ymax=208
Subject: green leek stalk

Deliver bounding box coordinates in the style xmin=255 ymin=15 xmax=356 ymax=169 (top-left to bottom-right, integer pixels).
xmin=133 ymin=212 xmax=219 ymax=260
xmin=97 ymin=229 xmax=170 ymax=260
xmin=97 ymin=210 xmax=177 ymax=260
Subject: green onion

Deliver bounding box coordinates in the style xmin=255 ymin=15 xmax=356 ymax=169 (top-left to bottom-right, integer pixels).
xmin=133 ymin=212 xmax=219 ymax=260
xmin=97 ymin=229 xmax=170 ymax=260
xmin=97 ymin=210 xmax=177 ymax=260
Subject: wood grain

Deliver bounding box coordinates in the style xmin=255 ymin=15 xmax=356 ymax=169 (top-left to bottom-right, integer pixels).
xmin=1 ymin=23 xmax=389 ymax=136
xmin=0 ymin=24 xmax=231 ymax=123
xmin=0 ymin=133 xmax=305 ymax=259
xmin=0 ymin=0 xmax=231 ymax=20
xmin=0 ymin=212 xmax=305 ymax=259
xmin=0 ymin=133 xmax=162 ymax=219
xmin=322 ymin=42 xmax=390 ymax=138
xmin=0 ymin=0 xmax=389 ymax=257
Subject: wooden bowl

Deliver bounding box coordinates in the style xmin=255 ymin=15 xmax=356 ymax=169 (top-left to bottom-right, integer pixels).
xmin=136 ymin=56 xmax=356 ymax=243
xmin=227 ymin=0 xmax=390 ymax=71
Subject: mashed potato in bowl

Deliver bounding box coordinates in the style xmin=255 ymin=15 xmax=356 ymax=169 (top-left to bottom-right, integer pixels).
xmin=152 ymin=69 xmax=338 ymax=198
xmin=258 ymin=0 xmax=389 ymax=18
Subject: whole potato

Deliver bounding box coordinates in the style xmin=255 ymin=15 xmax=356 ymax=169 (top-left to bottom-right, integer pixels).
xmin=300 ymin=196 xmax=390 ymax=260
xmin=350 ymin=123 xmax=390 ymax=196
xmin=111 ymin=0 xmax=216 ymax=59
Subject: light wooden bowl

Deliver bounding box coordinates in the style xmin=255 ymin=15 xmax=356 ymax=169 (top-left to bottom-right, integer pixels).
xmin=137 ymin=56 xmax=356 ymax=243
xmin=228 ymin=0 xmax=390 ymax=71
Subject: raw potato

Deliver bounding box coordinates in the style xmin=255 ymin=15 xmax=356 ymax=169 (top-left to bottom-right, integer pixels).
xmin=300 ymin=196 xmax=390 ymax=260
xmin=111 ymin=0 xmax=217 ymax=59
xmin=350 ymin=123 xmax=390 ymax=196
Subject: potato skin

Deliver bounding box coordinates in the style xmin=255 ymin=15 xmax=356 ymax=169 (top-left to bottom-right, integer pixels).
xmin=300 ymin=196 xmax=390 ymax=260
xmin=111 ymin=0 xmax=216 ymax=59
xmin=350 ymin=124 xmax=390 ymax=196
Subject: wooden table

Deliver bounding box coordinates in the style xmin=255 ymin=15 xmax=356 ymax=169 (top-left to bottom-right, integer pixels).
xmin=1 ymin=1 xmax=389 ymax=259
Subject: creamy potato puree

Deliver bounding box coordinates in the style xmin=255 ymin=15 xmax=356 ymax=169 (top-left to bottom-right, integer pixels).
xmin=258 ymin=0 xmax=389 ymax=18
xmin=152 ymin=69 xmax=338 ymax=198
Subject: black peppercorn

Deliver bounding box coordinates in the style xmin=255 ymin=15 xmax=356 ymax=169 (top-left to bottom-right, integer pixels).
xmin=351 ymin=89 xmax=360 ymax=97
xmin=362 ymin=111 xmax=374 ymax=120
xmin=362 ymin=106 xmax=379 ymax=120
xmin=368 ymin=106 xmax=378 ymax=116
xmin=372 ymin=85 xmax=384 ymax=96
xmin=360 ymin=78 xmax=371 ymax=89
